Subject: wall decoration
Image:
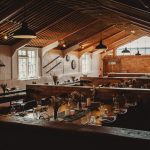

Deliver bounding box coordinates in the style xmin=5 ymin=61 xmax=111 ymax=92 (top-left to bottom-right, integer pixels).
xmin=71 ymin=60 xmax=76 ymax=69
xmin=66 ymin=55 xmax=70 ymax=62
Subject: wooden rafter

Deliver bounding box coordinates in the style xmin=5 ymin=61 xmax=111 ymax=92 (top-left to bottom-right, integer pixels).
xmin=0 ymin=0 xmax=34 ymax=24
xmin=63 ymin=25 xmax=116 ymax=55
xmin=97 ymin=0 xmax=150 ymax=29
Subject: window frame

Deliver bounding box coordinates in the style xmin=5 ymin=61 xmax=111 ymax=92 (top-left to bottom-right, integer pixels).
xmin=116 ymin=36 xmax=150 ymax=56
xmin=81 ymin=53 xmax=92 ymax=75
xmin=18 ymin=48 xmax=39 ymax=80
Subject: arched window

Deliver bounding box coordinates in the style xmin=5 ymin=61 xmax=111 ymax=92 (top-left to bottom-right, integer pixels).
xmin=116 ymin=36 xmax=150 ymax=56
xmin=81 ymin=53 xmax=91 ymax=75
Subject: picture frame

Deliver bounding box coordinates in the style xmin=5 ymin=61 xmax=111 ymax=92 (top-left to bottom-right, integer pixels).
xmin=71 ymin=60 xmax=76 ymax=69
xmin=66 ymin=55 xmax=70 ymax=61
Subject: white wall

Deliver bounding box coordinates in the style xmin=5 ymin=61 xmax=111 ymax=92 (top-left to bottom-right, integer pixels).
xmin=0 ymin=45 xmax=12 ymax=80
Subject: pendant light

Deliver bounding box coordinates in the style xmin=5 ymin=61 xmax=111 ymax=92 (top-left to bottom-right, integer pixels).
xmin=122 ymin=47 xmax=130 ymax=53
xmin=13 ymin=22 xmax=36 ymax=38
xmin=0 ymin=60 xmax=5 ymax=67
xmin=12 ymin=3 xmax=36 ymax=39
xmin=95 ymin=32 xmax=107 ymax=50
xmin=135 ymin=50 xmax=141 ymax=56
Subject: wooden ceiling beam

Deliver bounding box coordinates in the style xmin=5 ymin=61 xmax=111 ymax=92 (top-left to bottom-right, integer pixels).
xmin=79 ymin=32 xmax=125 ymax=56
xmin=82 ymin=25 xmax=116 ymax=44
xmin=100 ymin=5 xmax=150 ymax=27
xmin=104 ymin=30 xmax=126 ymax=44
xmin=98 ymin=0 xmax=150 ymax=29
xmin=108 ymin=34 xmax=132 ymax=47
xmin=0 ymin=0 xmax=33 ymax=24
xmin=35 ymin=11 xmax=75 ymax=34
xmin=138 ymin=0 xmax=150 ymax=9
xmin=110 ymin=0 xmax=150 ymax=13
xmin=11 ymin=11 xmax=74 ymax=52
xmin=63 ymin=25 xmax=115 ymax=55
xmin=79 ymin=45 xmax=96 ymax=57
xmin=40 ymin=18 xmax=102 ymax=48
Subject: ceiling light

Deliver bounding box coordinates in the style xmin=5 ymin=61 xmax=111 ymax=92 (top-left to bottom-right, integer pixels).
xmin=135 ymin=50 xmax=141 ymax=56
xmin=96 ymin=31 xmax=107 ymax=50
xmin=62 ymin=43 xmax=66 ymax=48
xmin=13 ymin=22 xmax=36 ymax=39
xmin=0 ymin=60 xmax=5 ymax=67
xmin=131 ymin=30 xmax=135 ymax=34
xmin=96 ymin=40 xmax=107 ymax=50
xmin=80 ymin=45 xmax=84 ymax=49
xmin=122 ymin=47 xmax=130 ymax=53
xmin=4 ymin=35 xmax=8 ymax=40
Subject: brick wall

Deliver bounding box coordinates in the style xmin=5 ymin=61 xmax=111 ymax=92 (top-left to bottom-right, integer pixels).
xmin=103 ymin=56 xmax=150 ymax=74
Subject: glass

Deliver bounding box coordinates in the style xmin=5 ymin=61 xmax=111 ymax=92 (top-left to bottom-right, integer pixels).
xmin=88 ymin=116 xmax=96 ymax=125
xmin=33 ymin=107 xmax=40 ymax=119
xmin=10 ymin=105 xmax=16 ymax=115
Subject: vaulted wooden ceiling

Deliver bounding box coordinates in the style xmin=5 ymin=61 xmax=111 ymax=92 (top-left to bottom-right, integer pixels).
xmin=0 ymin=0 xmax=149 ymax=54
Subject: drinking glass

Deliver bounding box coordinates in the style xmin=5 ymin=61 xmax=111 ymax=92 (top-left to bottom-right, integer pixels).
xmin=10 ymin=105 xmax=16 ymax=115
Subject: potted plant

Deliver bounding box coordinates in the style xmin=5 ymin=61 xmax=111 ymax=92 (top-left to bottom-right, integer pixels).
xmin=50 ymin=73 xmax=58 ymax=85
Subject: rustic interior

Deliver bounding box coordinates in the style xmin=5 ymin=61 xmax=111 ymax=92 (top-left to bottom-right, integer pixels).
xmin=0 ymin=0 xmax=150 ymax=149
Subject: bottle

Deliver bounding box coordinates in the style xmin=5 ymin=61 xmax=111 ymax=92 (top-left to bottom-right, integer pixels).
xmin=87 ymin=98 xmax=91 ymax=107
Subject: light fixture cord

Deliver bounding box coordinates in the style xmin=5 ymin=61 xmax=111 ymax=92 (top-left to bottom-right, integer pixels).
xmin=23 ymin=2 xmax=27 ymax=22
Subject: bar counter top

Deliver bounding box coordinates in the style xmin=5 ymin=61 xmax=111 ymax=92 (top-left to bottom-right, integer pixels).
xmin=0 ymin=114 xmax=150 ymax=141
xmin=97 ymin=87 xmax=150 ymax=92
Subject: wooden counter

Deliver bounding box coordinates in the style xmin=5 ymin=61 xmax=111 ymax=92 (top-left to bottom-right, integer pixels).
xmin=26 ymin=84 xmax=93 ymax=100
xmin=80 ymin=77 xmax=150 ymax=87
xmin=0 ymin=114 xmax=150 ymax=149
xmin=26 ymin=84 xmax=150 ymax=102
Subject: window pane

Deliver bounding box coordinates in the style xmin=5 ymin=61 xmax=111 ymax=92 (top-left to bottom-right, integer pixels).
xmin=18 ymin=48 xmax=38 ymax=80
xmin=116 ymin=36 xmax=150 ymax=56
xmin=19 ymin=58 xmax=27 ymax=79
xmin=81 ymin=53 xmax=91 ymax=75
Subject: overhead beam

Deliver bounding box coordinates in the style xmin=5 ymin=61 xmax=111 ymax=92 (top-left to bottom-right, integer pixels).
xmin=0 ymin=0 xmax=33 ymax=24
xmin=98 ymin=0 xmax=150 ymax=29
xmin=12 ymin=11 xmax=74 ymax=52
xmin=63 ymin=25 xmax=116 ymax=55
xmin=41 ymin=18 xmax=102 ymax=47
xmin=82 ymin=25 xmax=116 ymax=43
xmin=101 ymin=5 xmax=150 ymax=27
xmin=110 ymin=0 xmax=150 ymax=13
xmin=138 ymin=0 xmax=150 ymax=9
xmin=17 ymin=11 xmax=97 ymax=49
xmin=35 ymin=11 xmax=75 ymax=34
xmin=71 ymin=30 xmax=136 ymax=56
xmin=79 ymin=45 xmax=95 ymax=57
xmin=108 ymin=34 xmax=132 ymax=47
xmin=42 ymin=41 xmax=59 ymax=56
